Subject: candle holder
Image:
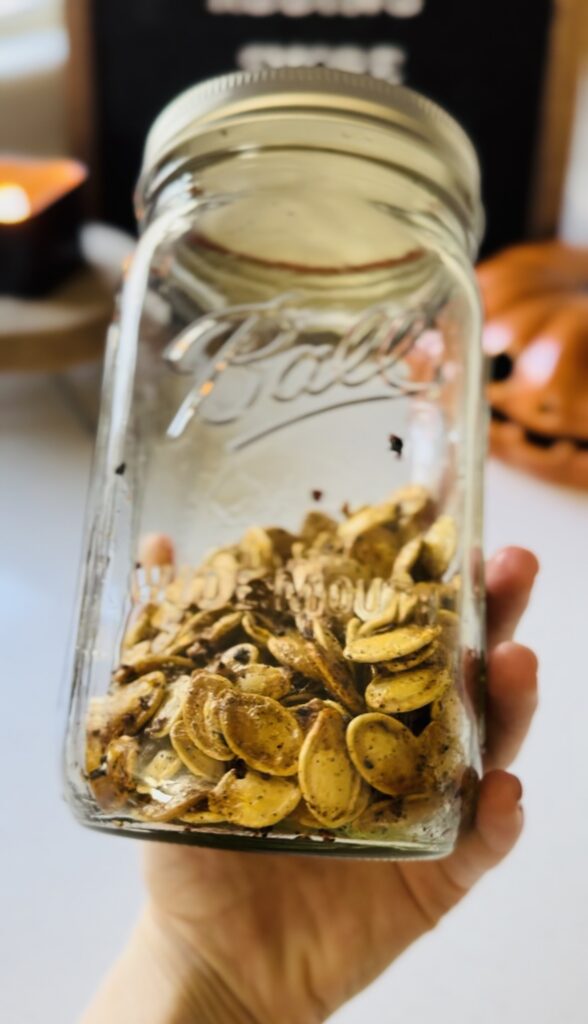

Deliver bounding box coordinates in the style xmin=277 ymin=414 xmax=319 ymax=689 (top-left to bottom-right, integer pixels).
xmin=0 ymin=156 xmax=87 ymax=297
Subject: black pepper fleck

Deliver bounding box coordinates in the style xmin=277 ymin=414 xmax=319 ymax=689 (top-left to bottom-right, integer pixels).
xmin=388 ymin=434 xmax=404 ymax=457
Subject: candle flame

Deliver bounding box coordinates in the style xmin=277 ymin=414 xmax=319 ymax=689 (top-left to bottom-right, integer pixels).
xmin=0 ymin=183 xmax=31 ymax=224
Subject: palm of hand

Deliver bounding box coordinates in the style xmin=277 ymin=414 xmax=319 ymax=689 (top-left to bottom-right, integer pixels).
xmin=144 ymin=548 xmax=538 ymax=1024
xmin=146 ymin=842 xmax=436 ymax=1024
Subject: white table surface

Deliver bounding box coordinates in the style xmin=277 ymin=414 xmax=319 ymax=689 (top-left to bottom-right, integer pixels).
xmin=1 ymin=368 xmax=587 ymax=1024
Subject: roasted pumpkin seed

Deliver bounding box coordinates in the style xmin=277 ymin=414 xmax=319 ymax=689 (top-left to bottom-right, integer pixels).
xmin=219 ymin=691 xmax=303 ymax=776
xmin=380 ymin=639 xmax=440 ymax=673
xmin=234 ymin=663 xmax=291 ymax=700
xmin=170 ymin=718 xmax=225 ymax=782
xmin=344 ymin=624 xmax=440 ymax=664
xmin=239 ymin=526 xmax=274 ymax=569
xmin=145 ymin=674 xmax=191 ymax=738
xmin=365 ymin=666 xmax=450 ymax=713
xmin=301 ymin=511 xmax=338 ymax=544
xmin=220 ymin=643 xmax=259 ymax=671
xmin=337 ymin=501 xmax=398 ymax=546
xmin=183 ymin=672 xmax=234 ymax=761
xmin=299 ymin=706 xmax=368 ymax=827
xmin=209 ymin=769 xmax=300 ymax=828
xmin=123 ymin=603 xmax=157 ymax=650
xmin=202 ymin=611 xmax=243 ymax=645
xmin=136 ymin=749 xmax=182 ymax=791
xmin=119 ymin=653 xmax=194 ymax=675
xmin=267 ymin=632 xmax=322 ymax=679
xmin=311 ymin=620 xmax=364 ymax=713
xmin=90 ymin=736 xmax=139 ymax=810
xmin=346 ymin=713 xmax=422 ymax=796
xmin=421 ymin=690 xmax=466 ymax=786
xmin=136 ymin=775 xmax=214 ymax=823
xmin=392 ymin=537 xmax=424 ymax=585
xmin=86 ymin=671 xmax=166 ymax=772
xmin=420 ymin=515 xmax=457 ymax=579
xmin=242 ymin=612 xmax=272 ymax=646
xmin=180 ymin=808 xmax=226 ymax=825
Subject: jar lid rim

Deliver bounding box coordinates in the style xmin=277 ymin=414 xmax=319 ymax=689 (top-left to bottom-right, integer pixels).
xmin=142 ymin=68 xmax=483 ymax=242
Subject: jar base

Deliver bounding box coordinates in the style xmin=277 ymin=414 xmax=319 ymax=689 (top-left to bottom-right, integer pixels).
xmin=75 ymin=809 xmax=458 ymax=861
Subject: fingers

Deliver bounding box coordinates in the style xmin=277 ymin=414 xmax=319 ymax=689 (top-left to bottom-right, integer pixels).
xmin=138 ymin=533 xmax=175 ymax=568
xmin=485 ymin=642 xmax=538 ymax=770
xmin=440 ymin=770 xmax=524 ymax=894
xmin=486 ymin=547 xmax=539 ymax=648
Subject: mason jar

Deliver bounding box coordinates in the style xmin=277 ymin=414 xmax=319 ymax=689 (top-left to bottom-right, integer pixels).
xmin=64 ymin=68 xmax=486 ymax=858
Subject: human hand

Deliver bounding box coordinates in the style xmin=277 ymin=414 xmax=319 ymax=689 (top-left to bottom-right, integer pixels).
xmin=83 ymin=546 xmax=538 ymax=1024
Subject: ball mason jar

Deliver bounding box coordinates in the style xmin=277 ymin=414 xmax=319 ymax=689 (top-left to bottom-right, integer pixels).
xmin=64 ymin=69 xmax=486 ymax=858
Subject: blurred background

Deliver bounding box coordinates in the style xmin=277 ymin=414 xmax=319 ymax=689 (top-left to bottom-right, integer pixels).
xmin=1 ymin=2 xmax=588 ymax=1022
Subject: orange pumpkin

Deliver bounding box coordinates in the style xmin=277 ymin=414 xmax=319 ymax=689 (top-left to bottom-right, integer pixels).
xmin=477 ymin=241 xmax=588 ymax=488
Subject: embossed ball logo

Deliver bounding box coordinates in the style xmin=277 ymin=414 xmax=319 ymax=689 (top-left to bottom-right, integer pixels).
xmin=163 ymin=293 xmax=437 ymax=438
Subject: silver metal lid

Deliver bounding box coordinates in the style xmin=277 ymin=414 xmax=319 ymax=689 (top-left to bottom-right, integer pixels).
xmin=142 ymin=68 xmax=482 ymax=242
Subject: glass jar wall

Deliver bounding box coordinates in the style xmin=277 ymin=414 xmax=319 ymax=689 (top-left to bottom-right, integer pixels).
xmin=65 ymin=69 xmax=486 ymax=857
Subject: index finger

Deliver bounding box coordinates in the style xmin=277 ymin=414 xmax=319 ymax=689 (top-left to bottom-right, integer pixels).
xmin=486 ymin=547 xmax=539 ymax=648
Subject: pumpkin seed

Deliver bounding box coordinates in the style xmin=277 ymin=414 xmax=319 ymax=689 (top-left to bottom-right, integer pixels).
xmin=150 ymin=600 xmax=183 ymax=632
xmin=283 ymin=799 xmax=325 ymax=830
xmin=301 ymin=511 xmax=338 ymax=544
xmin=421 ymin=690 xmax=466 ymax=786
xmin=299 ymin=706 xmax=368 ymax=827
xmin=183 ymin=672 xmax=234 ymax=761
xmin=235 ymin=663 xmax=291 ymax=700
xmin=345 ymin=617 xmax=362 ymax=645
xmin=420 ymin=515 xmax=457 ymax=579
xmin=86 ymin=671 xmax=166 ymax=773
xmin=136 ymin=749 xmax=182 ymax=791
xmin=311 ymin=620 xmax=364 ymax=713
xmin=337 ymin=501 xmax=398 ymax=547
xmin=170 ymin=719 xmax=225 ymax=782
xmin=136 ymin=775 xmax=214 ymax=823
xmin=209 ymin=769 xmax=300 ymax=828
xmin=90 ymin=736 xmax=139 ymax=810
xmin=119 ymin=653 xmax=194 ymax=675
xmin=381 ymin=639 xmax=440 ymax=673
xmin=349 ymin=526 xmax=399 ymax=576
xmin=392 ymin=537 xmax=424 ymax=585
xmin=202 ymin=611 xmax=243 ymax=645
xmin=394 ymin=484 xmax=432 ymax=525
xmin=239 ymin=526 xmax=274 ymax=568
xmin=123 ymin=603 xmax=157 ymax=650
xmin=351 ymin=792 xmax=442 ymax=836
xmin=365 ymin=666 xmax=450 ymax=713
xmin=267 ymin=632 xmax=322 ymax=679
xmin=346 ymin=713 xmax=422 ymax=796
xmin=242 ymin=612 xmax=272 ymax=646
xmin=180 ymin=808 xmax=226 ymax=825
xmin=219 ymin=643 xmax=260 ymax=671
xmin=121 ymin=639 xmax=152 ymax=667
xmin=344 ymin=624 xmax=440 ymax=664
xmin=358 ymin=590 xmax=418 ymax=632
xmin=219 ymin=690 xmax=303 ymax=776
xmin=145 ymin=674 xmax=191 ymax=738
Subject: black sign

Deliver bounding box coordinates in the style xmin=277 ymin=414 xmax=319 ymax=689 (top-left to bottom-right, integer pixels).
xmin=89 ymin=0 xmax=553 ymax=254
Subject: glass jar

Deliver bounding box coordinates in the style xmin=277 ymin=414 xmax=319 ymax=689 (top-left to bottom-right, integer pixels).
xmin=64 ymin=68 xmax=486 ymax=858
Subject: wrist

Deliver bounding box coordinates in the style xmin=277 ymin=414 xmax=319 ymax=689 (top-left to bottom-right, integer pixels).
xmin=82 ymin=906 xmax=256 ymax=1024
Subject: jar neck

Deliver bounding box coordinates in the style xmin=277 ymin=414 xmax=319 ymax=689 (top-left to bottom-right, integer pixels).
xmin=136 ymin=110 xmax=483 ymax=266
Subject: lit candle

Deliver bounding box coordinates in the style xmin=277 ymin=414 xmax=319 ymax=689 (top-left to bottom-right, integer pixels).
xmin=0 ymin=156 xmax=87 ymax=296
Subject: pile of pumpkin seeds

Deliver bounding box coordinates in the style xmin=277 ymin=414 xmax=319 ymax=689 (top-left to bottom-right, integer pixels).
xmin=85 ymin=484 xmax=470 ymax=840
